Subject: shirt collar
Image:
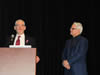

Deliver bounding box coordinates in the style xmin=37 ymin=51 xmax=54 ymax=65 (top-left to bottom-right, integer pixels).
xmin=16 ymin=33 xmax=25 ymax=37
xmin=73 ymin=35 xmax=81 ymax=39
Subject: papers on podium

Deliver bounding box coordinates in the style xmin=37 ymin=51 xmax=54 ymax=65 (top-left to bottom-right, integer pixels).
xmin=9 ymin=45 xmax=32 ymax=48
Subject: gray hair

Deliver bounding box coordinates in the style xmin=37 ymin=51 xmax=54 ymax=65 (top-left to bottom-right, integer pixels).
xmin=73 ymin=22 xmax=83 ymax=34
xmin=15 ymin=19 xmax=25 ymax=26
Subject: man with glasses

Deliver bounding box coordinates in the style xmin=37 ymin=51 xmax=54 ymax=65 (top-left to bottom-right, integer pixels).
xmin=62 ymin=22 xmax=88 ymax=75
xmin=5 ymin=19 xmax=40 ymax=63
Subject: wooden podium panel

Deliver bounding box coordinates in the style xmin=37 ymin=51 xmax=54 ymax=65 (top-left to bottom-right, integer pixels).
xmin=0 ymin=48 xmax=36 ymax=75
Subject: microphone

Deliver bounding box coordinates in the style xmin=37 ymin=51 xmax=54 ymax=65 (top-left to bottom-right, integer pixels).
xmin=11 ymin=34 xmax=14 ymax=41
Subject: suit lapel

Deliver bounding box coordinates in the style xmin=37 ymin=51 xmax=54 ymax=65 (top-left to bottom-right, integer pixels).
xmin=10 ymin=35 xmax=16 ymax=45
xmin=25 ymin=35 xmax=29 ymax=45
xmin=10 ymin=34 xmax=30 ymax=45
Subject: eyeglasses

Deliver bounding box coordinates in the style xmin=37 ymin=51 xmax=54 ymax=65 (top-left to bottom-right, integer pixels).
xmin=71 ymin=28 xmax=77 ymax=30
xmin=15 ymin=24 xmax=25 ymax=26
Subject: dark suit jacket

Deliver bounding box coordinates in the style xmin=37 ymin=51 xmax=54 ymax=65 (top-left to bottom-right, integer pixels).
xmin=62 ymin=35 xmax=88 ymax=75
xmin=5 ymin=34 xmax=39 ymax=56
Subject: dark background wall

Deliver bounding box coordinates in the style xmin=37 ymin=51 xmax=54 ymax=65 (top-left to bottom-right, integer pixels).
xmin=0 ymin=0 xmax=96 ymax=75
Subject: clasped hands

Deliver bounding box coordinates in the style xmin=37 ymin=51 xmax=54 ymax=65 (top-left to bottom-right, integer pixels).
xmin=62 ymin=60 xmax=71 ymax=70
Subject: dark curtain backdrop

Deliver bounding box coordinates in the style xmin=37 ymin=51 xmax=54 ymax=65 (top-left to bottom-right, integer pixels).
xmin=0 ymin=0 xmax=96 ymax=75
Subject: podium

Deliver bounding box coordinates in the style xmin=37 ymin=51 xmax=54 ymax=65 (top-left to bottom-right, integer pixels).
xmin=0 ymin=48 xmax=36 ymax=75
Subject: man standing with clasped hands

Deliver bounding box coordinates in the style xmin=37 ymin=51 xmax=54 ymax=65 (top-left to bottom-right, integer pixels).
xmin=62 ymin=22 xmax=88 ymax=75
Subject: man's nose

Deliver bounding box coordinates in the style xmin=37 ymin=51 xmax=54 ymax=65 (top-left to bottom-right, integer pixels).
xmin=19 ymin=27 xmax=22 ymax=29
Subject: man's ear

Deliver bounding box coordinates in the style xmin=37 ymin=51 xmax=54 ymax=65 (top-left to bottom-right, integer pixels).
xmin=24 ymin=26 xmax=26 ymax=30
xmin=14 ymin=26 xmax=16 ymax=30
xmin=78 ymin=29 xmax=81 ymax=34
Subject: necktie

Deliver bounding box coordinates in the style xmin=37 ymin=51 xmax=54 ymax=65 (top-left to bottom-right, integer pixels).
xmin=16 ymin=36 xmax=21 ymax=45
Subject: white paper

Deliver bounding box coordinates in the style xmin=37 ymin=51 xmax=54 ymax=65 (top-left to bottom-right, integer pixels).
xmin=9 ymin=45 xmax=32 ymax=48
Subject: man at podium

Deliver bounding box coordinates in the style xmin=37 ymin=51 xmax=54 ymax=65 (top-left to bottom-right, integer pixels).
xmin=5 ymin=19 xmax=40 ymax=63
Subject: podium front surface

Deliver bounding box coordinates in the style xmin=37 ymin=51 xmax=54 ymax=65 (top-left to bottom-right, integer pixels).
xmin=0 ymin=48 xmax=36 ymax=75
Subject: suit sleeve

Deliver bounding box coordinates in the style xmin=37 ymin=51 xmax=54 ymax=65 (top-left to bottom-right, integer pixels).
xmin=4 ymin=37 xmax=11 ymax=47
xmin=30 ymin=37 xmax=36 ymax=48
xmin=30 ymin=37 xmax=40 ymax=57
xmin=67 ymin=39 xmax=88 ymax=65
xmin=62 ymin=40 xmax=69 ymax=60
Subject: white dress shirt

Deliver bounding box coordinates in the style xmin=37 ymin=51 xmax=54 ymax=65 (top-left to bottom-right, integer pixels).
xmin=14 ymin=34 xmax=25 ymax=46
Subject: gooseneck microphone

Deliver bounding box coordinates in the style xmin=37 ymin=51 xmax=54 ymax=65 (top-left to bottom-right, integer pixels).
xmin=11 ymin=34 xmax=14 ymax=42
